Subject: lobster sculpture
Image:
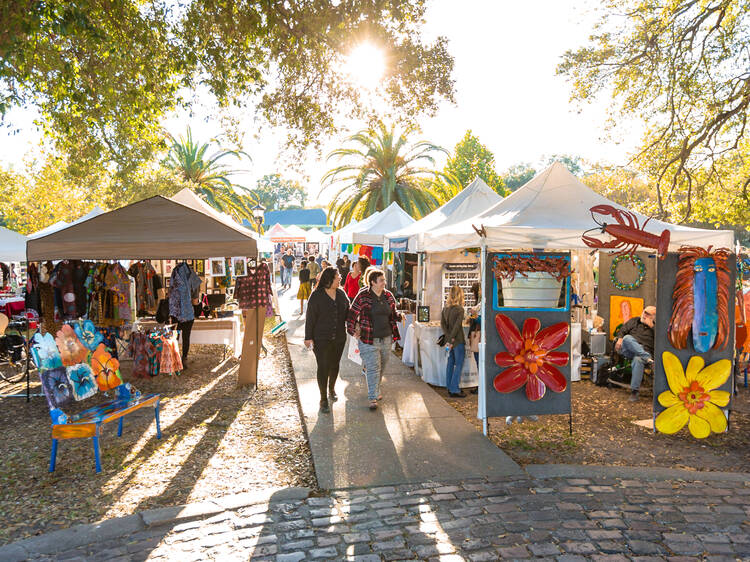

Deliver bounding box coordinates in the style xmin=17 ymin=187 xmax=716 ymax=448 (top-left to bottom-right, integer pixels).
xmin=669 ymin=246 xmax=732 ymax=352
xmin=582 ymin=205 xmax=671 ymax=259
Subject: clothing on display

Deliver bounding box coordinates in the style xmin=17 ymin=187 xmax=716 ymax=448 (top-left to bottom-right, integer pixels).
xmin=128 ymin=260 xmax=162 ymax=316
xmin=86 ymin=263 xmax=133 ymax=327
xmin=234 ymin=262 xmax=274 ymax=314
xmin=169 ymin=262 xmax=202 ymax=322
xmin=127 ymin=331 xmax=155 ymax=378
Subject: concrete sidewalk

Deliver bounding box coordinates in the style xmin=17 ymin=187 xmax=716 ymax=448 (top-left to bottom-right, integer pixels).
xmin=278 ymin=278 xmax=523 ymax=490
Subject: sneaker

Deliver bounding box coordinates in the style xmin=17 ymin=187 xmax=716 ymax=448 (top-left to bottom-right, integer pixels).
xmin=629 ymin=390 xmax=639 ymax=402
xmin=528 ymin=415 xmax=539 ymax=422
xmin=320 ymin=400 xmax=330 ymax=413
xmin=449 ymin=391 xmax=466 ymax=398
xmin=505 ymin=416 xmax=514 ymax=425
xmin=369 ymin=400 xmax=378 ymax=410
xmin=329 ymin=390 xmax=338 ymax=402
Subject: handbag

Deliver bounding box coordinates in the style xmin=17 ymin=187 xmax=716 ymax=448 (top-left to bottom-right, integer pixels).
xmin=436 ymin=334 xmax=446 ymax=347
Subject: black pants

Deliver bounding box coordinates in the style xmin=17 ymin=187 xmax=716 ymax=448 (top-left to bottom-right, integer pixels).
xmin=177 ymin=319 xmax=194 ymax=360
xmin=313 ymin=338 xmax=346 ymax=402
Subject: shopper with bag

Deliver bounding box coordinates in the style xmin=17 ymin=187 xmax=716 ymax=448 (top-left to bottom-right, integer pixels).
xmin=346 ymin=268 xmax=401 ymax=410
xmin=304 ymin=267 xmax=350 ymax=413
xmin=441 ymin=285 xmax=466 ymax=398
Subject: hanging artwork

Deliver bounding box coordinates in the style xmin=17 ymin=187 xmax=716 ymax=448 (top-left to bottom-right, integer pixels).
xmin=609 ymin=295 xmax=644 ymax=339
xmin=582 ymin=205 xmax=670 ymax=259
xmin=493 ymin=314 xmax=569 ymax=401
xmin=194 ymin=260 xmax=205 ymax=275
xmin=655 ymin=352 xmax=731 ymax=438
xmin=491 ymin=254 xmax=570 ymax=282
xmin=609 ymin=254 xmax=646 ymax=290
xmin=232 ymin=257 xmax=248 ymax=277
xmin=208 ymin=258 xmax=226 ymax=277
xmin=31 ymin=332 xmax=63 ymax=372
xmin=668 ymin=246 xmax=732 ymax=352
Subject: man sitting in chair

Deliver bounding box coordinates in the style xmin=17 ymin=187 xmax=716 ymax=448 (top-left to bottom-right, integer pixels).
xmin=614 ymin=305 xmax=656 ymax=402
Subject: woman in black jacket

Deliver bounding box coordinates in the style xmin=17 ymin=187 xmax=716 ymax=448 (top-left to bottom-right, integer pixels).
xmin=304 ymin=267 xmax=350 ymax=413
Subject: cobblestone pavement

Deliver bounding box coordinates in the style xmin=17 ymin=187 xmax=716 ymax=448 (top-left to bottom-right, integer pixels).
xmin=13 ymin=471 xmax=750 ymax=561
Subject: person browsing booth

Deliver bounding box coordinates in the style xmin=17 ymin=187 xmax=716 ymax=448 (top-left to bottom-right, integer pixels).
xmin=614 ymin=305 xmax=656 ymax=401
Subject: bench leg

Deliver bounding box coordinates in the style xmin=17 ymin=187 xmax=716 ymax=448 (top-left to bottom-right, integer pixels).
xmin=49 ymin=439 xmax=58 ymax=472
xmin=117 ymin=417 xmax=123 ymax=437
xmin=154 ymin=402 xmax=162 ymax=439
xmin=92 ymin=433 xmax=102 ymax=473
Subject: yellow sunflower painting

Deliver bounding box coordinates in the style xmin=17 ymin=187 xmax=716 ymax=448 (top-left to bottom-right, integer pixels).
xmin=655 ymin=351 xmax=731 ymax=439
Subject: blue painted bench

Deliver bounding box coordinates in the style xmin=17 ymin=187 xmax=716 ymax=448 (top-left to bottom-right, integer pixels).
xmin=48 ymin=383 xmax=161 ymax=473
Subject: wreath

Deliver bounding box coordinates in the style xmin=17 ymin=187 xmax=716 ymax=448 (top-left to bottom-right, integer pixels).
xmin=610 ymin=254 xmax=645 ymax=291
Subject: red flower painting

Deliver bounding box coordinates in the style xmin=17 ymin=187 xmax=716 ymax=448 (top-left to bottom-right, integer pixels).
xmin=493 ymin=314 xmax=570 ymax=401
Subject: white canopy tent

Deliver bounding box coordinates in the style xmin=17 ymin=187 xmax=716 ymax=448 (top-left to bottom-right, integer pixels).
xmin=0 ymin=226 xmax=27 ymax=262
xmin=28 ymin=207 xmax=106 ymax=239
xmin=336 ymin=202 xmax=415 ymax=246
xmin=285 ymin=224 xmax=309 ymax=240
xmin=423 ymin=163 xmax=735 ymax=251
xmin=331 ymin=215 xmax=370 ymax=248
xmin=305 ymin=227 xmax=329 ymax=244
xmin=385 ymin=177 xmax=503 ymax=253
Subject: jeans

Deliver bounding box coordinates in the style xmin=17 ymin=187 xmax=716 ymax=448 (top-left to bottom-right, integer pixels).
xmin=281 ymin=267 xmax=292 ymax=286
xmin=359 ymin=337 xmax=391 ymax=401
xmin=446 ymin=343 xmax=465 ymax=394
xmin=620 ymin=335 xmax=652 ymax=391
xmin=313 ymin=338 xmax=346 ymax=402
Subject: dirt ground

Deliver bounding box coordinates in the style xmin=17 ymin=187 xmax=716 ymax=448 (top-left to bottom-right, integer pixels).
xmin=0 ymin=334 xmax=315 ymax=546
xmin=441 ymin=375 xmax=750 ymax=472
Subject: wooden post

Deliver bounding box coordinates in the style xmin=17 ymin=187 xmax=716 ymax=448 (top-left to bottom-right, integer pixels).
xmin=237 ymin=308 xmax=258 ymax=387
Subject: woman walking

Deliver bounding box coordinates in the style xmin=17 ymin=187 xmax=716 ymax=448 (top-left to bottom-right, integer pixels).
xmin=441 ymin=285 xmax=466 ymax=398
xmin=297 ymin=260 xmax=311 ymax=314
xmin=347 ymin=268 xmax=401 ymax=410
xmin=304 ymin=267 xmax=350 ymax=413
xmin=343 ymin=260 xmax=361 ymax=299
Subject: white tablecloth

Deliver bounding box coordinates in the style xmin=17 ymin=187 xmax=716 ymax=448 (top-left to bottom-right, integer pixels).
xmin=396 ymin=313 xmax=415 ymax=347
xmin=413 ymin=322 xmax=478 ymax=388
xmin=402 ymin=323 xmax=417 ymax=367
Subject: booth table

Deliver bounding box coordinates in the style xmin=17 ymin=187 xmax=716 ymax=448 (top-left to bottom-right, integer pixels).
xmin=411 ymin=321 xmax=478 ymax=389
xmin=134 ymin=312 xmax=243 ymax=359
xmin=0 ymin=296 xmax=25 ymax=318
xmin=396 ymin=313 xmax=415 ymax=348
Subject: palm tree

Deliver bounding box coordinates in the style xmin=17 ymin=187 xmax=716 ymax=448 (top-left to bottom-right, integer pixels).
xmin=322 ymin=123 xmax=450 ymax=228
xmin=163 ymin=127 xmax=256 ymax=221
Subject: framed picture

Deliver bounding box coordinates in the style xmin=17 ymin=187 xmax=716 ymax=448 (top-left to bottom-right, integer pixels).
xmin=609 ymin=295 xmax=644 ymax=338
xmin=417 ymin=306 xmax=430 ymax=323
xmin=164 ymin=259 xmax=176 ymax=275
xmin=232 ymin=257 xmax=248 ymax=277
xmin=208 ymin=257 xmax=226 ymax=277
xmin=194 ymin=260 xmax=205 ymax=275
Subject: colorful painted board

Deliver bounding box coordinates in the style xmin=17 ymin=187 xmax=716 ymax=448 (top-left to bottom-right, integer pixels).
xmin=609 ymin=296 xmax=644 ymax=339
xmin=40 ymin=367 xmax=74 ymax=408
xmin=66 ymin=363 xmax=98 ymax=401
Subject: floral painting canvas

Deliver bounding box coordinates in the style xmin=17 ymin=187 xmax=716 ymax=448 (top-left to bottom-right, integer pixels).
xmin=40 ymin=366 xmax=74 ymax=409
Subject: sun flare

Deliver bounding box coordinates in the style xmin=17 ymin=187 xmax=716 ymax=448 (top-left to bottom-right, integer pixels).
xmin=344 ymin=43 xmax=385 ymax=89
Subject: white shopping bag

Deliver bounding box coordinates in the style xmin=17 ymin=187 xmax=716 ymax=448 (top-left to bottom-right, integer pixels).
xmin=347 ymin=334 xmax=362 ymax=365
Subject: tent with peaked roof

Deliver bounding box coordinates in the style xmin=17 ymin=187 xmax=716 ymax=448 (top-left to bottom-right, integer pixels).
xmin=266 ymin=223 xmax=306 ymax=243
xmin=0 ymin=226 xmax=27 ymax=262
xmin=385 ymin=177 xmax=503 ymax=253
xmin=336 ymin=202 xmax=415 ymax=246
xmin=26 ymin=188 xmax=258 ymax=261
xmin=28 ymin=207 xmax=106 ymax=239
xmin=422 ymin=163 xmax=734 ymax=252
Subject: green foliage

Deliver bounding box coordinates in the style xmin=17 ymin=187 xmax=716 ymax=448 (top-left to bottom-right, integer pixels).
xmin=322 ymin=123 xmax=446 ymax=228
xmin=1 ymin=1 xmax=455 ymax=175
xmin=558 ymin=0 xmax=750 ymax=218
xmin=503 ymin=163 xmax=537 ymax=192
xmin=252 ymin=174 xmax=307 ymax=211
xmin=163 ymin=127 xmax=257 ymax=221
xmin=442 ymin=130 xmax=505 ymax=196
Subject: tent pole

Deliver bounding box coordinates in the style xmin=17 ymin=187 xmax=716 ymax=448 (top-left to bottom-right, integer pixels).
xmin=480 ymin=239 xmax=488 ymax=436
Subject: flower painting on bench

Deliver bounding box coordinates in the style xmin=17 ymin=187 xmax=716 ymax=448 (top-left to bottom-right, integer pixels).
xmin=66 ymin=363 xmax=98 ymax=401
xmin=40 ymin=366 xmax=74 ymax=409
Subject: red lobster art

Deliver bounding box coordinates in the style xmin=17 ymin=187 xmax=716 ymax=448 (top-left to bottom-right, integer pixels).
xmin=582 ymin=205 xmax=671 ymax=259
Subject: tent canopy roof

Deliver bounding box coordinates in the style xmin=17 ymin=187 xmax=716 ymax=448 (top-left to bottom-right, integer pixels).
xmin=422 ymin=163 xmax=734 ymax=252
xmin=305 ymin=227 xmax=329 ymax=243
xmin=266 ymin=222 xmax=306 ymax=242
xmin=386 ymin=177 xmax=503 ymax=252
xmin=26 ymin=188 xmax=258 ymax=261
xmin=337 ymin=202 xmax=415 ymax=246
xmin=0 ymin=226 xmax=27 ymax=262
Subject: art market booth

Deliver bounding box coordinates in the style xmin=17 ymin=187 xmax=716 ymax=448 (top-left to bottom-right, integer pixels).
xmin=26 ymin=188 xmax=274 ymax=391
xmin=394 ymin=164 xmax=740 ymax=443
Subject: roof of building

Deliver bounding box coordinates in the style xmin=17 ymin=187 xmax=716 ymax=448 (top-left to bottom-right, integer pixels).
xmin=246 ymin=208 xmax=327 ymax=229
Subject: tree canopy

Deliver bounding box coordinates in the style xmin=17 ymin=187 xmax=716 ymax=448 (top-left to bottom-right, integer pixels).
xmin=1 ymin=1 xmax=455 ymax=175
xmin=558 ymin=0 xmax=750 ymax=220
xmin=252 ymin=174 xmax=307 ymax=211
xmin=322 ymin=123 xmax=445 ymax=228
xmin=441 ymin=130 xmax=505 ymax=197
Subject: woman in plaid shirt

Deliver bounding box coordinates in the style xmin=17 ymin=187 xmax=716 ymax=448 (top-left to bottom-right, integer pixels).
xmin=346 ymin=268 xmax=402 ymax=410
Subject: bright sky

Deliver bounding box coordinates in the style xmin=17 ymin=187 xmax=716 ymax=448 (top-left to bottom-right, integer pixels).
xmin=0 ymin=0 xmax=641 ymax=207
